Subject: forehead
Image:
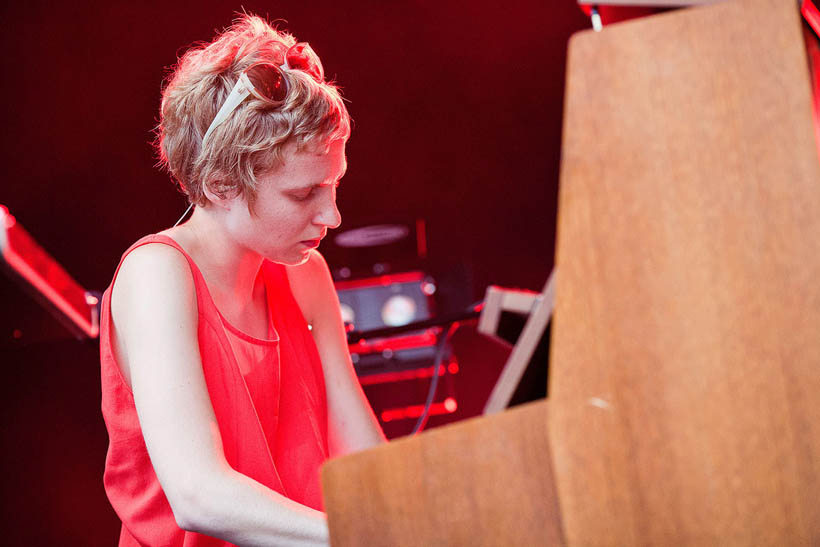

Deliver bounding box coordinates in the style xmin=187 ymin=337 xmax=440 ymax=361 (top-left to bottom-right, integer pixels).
xmin=266 ymin=139 xmax=347 ymax=187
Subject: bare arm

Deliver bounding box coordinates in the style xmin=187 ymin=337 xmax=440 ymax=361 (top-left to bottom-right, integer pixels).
xmin=111 ymin=243 xmax=329 ymax=546
xmin=287 ymin=251 xmax=387 ymax=457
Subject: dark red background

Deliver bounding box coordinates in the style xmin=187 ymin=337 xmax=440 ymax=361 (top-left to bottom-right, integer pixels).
xmin=0 ymin=1 xmax=590 ymax=544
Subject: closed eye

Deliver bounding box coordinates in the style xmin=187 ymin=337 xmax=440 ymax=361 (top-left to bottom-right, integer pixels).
xmin=291 ymin=187 xmax=316 ymax=201
xmin=291 ymin=179 xmax=341 ymax=201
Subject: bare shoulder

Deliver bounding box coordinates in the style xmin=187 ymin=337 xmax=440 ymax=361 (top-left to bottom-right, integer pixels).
xmin=106 ymin=241 xmax=227 ymax=520
xmin=111 ymin=242 xmax=199 ymax=388
xmin=117 ymin=240 xmax=191 ymax=273
xmin=112 ymin=242 xmax=196 ymax=312
xmin=284 ymin=250 xmax=335 ymax=325
xmin=286 ymin=251 xmax=388 ymax=453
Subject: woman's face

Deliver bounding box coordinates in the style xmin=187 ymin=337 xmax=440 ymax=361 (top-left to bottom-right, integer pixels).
xmin=222 ymin=139 xmax=346 ymax=265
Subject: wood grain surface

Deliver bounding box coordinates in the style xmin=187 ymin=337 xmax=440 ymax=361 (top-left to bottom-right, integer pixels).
xmin=322 ymin=399 xmax=563 ymax=546
xmin=549 ymin=0 xmax=820 ymax=544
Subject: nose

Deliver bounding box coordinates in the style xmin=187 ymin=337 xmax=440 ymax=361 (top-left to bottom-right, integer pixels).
xmin=314 ymin=190 xmax=341 ymax=229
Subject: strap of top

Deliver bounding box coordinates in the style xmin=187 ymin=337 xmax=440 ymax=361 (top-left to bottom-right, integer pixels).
xmin=111 ymin=233 xmax=204 ymax=291
xmin=111 ymin=233 xmax=254 ymax=339
xmin=100 ymin=233 xmax=219 ymax=395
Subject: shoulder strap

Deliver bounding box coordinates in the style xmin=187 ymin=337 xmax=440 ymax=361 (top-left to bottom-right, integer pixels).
xmin=110 ymin=234 xmax=198 ymax=284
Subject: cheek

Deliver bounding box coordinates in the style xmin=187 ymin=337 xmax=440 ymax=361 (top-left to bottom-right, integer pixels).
xmin=278 ymin=200 xmax=315 ymax=223
xmin=258 ymin=202 xmax=313 ymax=239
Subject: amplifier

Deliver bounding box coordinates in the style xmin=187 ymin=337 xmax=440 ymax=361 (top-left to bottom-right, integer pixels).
xmin=350 ymin=331 xmax=460 ymax=439
xmin=335 ymin=271 xmax=436 ymax=334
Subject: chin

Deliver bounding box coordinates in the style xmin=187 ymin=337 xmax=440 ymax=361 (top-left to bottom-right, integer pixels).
xmin=266 ymin=247 xmax=312 ymax=267
xmin=295 ymin=248 xmax=314 ymax=265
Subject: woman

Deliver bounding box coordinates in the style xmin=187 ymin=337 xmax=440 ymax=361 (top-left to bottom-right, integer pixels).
xmin=100 ymin=15 xmax=385 ymax=546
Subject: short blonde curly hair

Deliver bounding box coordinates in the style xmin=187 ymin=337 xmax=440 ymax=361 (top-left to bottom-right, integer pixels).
xmin=155 ymin=15 xmax=350 ymax=211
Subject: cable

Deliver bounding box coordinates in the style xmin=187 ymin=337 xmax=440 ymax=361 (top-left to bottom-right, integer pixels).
xmin=411 ymin=321 xmax=460 ymax=436
xmin=173 ymin=203 xmax=194 ymax=227
xmin=347 ymin=301 xmax=482 ymax=435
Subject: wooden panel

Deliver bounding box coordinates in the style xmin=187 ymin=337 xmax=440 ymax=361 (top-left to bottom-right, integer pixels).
xmin=322 ymin=400 xmax=563 ymax=546
xmin=550 ymin=0 xmax=820 ymax=545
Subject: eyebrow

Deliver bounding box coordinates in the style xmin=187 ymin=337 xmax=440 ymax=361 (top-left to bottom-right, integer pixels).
xmin=297 ymin=163 xmax=348 ymax=188
xmin=287 ymin=167 xmax=347 ymax=192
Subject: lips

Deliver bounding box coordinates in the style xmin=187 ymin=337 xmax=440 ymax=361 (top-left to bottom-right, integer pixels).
xmin=301 ymin=238 xmax=321 ymax=249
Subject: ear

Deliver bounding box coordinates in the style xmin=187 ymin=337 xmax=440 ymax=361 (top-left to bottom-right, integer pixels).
xmin=201 ymin=180 xmax=238 ymax=211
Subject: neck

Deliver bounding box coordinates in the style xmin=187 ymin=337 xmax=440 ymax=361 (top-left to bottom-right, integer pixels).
xmin=174 ymin=206 xmax=264 ymax=308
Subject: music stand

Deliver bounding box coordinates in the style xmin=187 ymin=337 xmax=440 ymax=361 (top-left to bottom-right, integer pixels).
xmin=479 ymin=269 xmax=555 ymax=414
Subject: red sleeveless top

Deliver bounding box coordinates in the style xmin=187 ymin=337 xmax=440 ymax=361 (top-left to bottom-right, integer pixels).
xmin=100 ymin=234 xmax=329 ymax=546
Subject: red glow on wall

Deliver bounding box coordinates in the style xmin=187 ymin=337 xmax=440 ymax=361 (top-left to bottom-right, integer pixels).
xmin=380 ymin=397 xmax=458 ymax=422
xmin=415 ymin=218 xmax=427 ymax=258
